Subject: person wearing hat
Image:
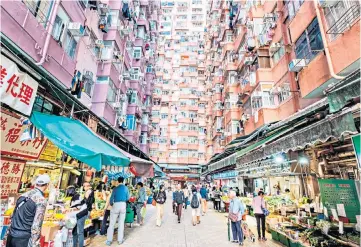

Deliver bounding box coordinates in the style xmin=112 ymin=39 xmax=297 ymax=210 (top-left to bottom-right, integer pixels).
xmin=5 ymin=174 xmax=50 ymax=247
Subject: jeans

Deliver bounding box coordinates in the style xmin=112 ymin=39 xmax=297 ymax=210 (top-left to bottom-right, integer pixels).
xmin=136 ymin=203 xmax=144 ymax=224
xmin=6 ymin=235 xmax=30 ymax=247
xmin=73 ymin=213 xmax=88 ymax=247
xmin=255 ymin=213 xmax=266 ymax=238
xmin=231 ymin=220 xmax=243 ymax=243
xmin=107 ymin=202 xmax=126 ymax=243
xmin=156 ymin=203 xmax=164 ymax=226
xmin=176 ymin=203 xmax=183 ymax=221
xmin=100 ymin=209 xmax=110 ymax=235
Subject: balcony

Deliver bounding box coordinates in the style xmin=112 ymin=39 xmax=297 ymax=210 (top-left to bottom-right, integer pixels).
xmin=243 ymin=108 xmax=278 ymax=134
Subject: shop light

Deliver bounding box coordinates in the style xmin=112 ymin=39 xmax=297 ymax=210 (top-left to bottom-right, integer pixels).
xmin=298 ymin=156 xmax=309 ymax=165
xmin=274 ymin=154 xmax=285 ymax=164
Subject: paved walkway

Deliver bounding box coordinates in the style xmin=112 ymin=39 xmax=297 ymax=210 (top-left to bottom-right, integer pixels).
xmin=90 ymin=193 xmax=281 ymax=247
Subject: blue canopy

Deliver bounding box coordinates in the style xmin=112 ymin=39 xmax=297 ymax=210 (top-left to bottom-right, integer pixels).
xmin=30 ymin=112 xmax=130 ymax=171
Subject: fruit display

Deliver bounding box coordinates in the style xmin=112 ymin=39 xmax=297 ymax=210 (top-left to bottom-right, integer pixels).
xmin=90 ymin=209 xmax=104 ymax=219
xmin=221 ymin=195 xmax=229 ymax=203
xmin=42 ymin=221 xmax=60 ymax=227
xmin=265 ymin=195 xmax=295 ymax=207
xmin=4 ymin=207 xmax=14 ymax=216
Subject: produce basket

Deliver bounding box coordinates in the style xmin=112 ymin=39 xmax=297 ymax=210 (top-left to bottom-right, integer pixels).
xmin=270 ymin=229 xmax=279 ymax=241
xmin=278 ymin=232 xmax=290 ymax=247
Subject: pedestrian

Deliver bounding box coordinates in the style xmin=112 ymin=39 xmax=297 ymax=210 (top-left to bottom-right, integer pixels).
xmin=211 ymin=186 xmax=216 ymax=209
xmin=100 ymin=186 xmax=114 ymax=235
xmin=183 ymin=185 xmax=190 ymax=210
xmin=5 ymin=174 xmax=49 ymax=247
xmin=200 ymin=184 xmax=208 ymax=215
xmin=71 ymin=182 xmax=94 ymax=247
xmin=252 ymin=191 xmax=267 ymax=241
xmin=213 ymin=186 xmax=222 ymax=212
xmin=154 ymin=184 xmax=167 ymax=226
xmin=134 ymin=182 xmax=146 ymax=226
xmin=190 ymin=187 xmax=201 ymax=226
xmin=106 ymin=177 xmax=130 ymax=246
xmin=173 ymin=184 xmax=185 ymax=223
xmin=228 ymin=191 xmax=245 ymax=245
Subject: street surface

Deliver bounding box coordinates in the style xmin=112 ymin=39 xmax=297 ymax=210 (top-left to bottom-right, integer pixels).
xmin=90 ymin=192 xmax=281 ymax=247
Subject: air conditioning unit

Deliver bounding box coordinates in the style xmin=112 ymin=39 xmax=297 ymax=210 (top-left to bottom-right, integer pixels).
xmin=119 ymin=94 xmax=126 ymax=101
xmin=114 ymin=51 xmax=123 ymax=60
xmin=288 ymin=59 xmax=308 ymax=72
xmin=319 ymin=0 xmax=340 ymax=8
xmin=98 ymin=3 xmax=109 ymax=15
xmin=95 ymin=40 xmax=104 ymax=48
xmin=67 ymin=22 xmax=85 ymax=36
xmin=269 ymin=42 xmax=282 ymax=52
xmin=123 ymin=72 xmax=130 ymax=80
xmin=241 ymin=114 xmax=250 ymax=122
xmin=244 ymin=56 xmax=255 ymax=65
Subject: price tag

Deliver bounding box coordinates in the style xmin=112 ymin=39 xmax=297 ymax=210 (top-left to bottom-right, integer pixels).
xmin=339 ymin=221 xmax=344 ymax=234
xmin=297 ymin=208 xmax=301 ymax=217
xmin=324 ymin=207 xmax=328 ymax=219
xmin=336 ymin=204 xmax=346 ymax=217
xmin=320 ymin=202 xmax=323 ymax=210
xmin=281 ymin=207 xmax=286 ymax=216
xmin=331 ymin=208 xmax=339 ymax=221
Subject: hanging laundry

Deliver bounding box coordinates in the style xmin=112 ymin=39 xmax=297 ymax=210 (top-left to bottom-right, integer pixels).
xmin=122 ymin=3 xmax=130 ymax=19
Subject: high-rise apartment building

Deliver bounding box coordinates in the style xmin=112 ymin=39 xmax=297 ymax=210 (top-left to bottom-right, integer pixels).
xmin=149 ymin=0 xmax=208 ymax=181
xmin=1 ymin=0 xmax=161 ymax=160
xmin=204 ymin=0 xmax=360 ymax=170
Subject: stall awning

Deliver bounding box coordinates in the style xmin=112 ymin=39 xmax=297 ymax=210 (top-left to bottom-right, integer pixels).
xmin=153 ymin=164 xmax=165 ymax=177
xmin=30 ymin=112 xmax=130 ymax=171
xmin=166 ymin=165 xmax=190 ymax=170
xmin=238 ymin=109 xmax=358 ymax=166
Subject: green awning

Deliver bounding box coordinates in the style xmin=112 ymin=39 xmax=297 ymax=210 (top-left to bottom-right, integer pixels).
xmin=30 ymin=112 xmax=130 ymax=171
xmin=236 ymin=126 xmax=295 ymax=158
xmin=327 ymin=70 xmax=360 ymax=113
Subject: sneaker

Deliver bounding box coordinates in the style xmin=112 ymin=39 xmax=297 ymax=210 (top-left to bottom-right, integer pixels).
xmin=133 ymin=223 xmax=140 ymax=227
xmin=118 ymin=239 xmax=125 ymax=245
xmin=262 ymin=237 xmax=267 ymax=241
xmin=239 ymin=242 xmax=244 ymax=246
xmin=178 ymin=220 xmax=181 ymax=223
xmin=105 ymin=241 xmax=112 ymax=246
xmin=258 ymin=237 xmax=261 ymax=241
xmin=197 ymin=221 xmax=201 ymax=224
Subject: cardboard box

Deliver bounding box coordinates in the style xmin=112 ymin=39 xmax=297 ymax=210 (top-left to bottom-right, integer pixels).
xmin=41 ymin=225 xmax=60 ymax=242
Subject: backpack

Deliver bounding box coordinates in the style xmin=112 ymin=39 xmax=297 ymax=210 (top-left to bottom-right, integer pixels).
xmin=175 ymin=191 xmax=184 ymax=204
xmin=190 ymin=193 xmax=200 ymax=209
xmin=156 ymin=191 xmax=165 ymax=204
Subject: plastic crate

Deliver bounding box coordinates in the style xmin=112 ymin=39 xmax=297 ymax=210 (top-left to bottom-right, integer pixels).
xmin=278 ymin=233 xmax=290 ymax=247
xmin=270 ymin=229 xmax=279 ymax=242
xmin=289 ymin=239 xmax=300 ymax=247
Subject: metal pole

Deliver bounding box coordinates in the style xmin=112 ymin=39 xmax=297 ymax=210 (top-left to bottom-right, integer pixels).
xmin=70 ymin=102 xmax=75 ymax=119
xmin=58 ymin=153 xmax=66 ymax=189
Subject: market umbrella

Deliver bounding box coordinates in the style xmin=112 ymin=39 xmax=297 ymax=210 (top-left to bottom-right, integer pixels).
xmin=30 ymin=112 xmax=130 ymax=171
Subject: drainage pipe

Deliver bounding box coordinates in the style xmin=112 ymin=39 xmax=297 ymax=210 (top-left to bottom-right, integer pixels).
xmin=35 ymin=0 xmax=61 ymax=65
xmin=313 ymin=0 xmax=345 ymax=80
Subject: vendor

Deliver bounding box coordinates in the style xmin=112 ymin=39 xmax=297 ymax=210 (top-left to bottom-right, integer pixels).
xmin=284 ymin=188 xmax=295 ymax=200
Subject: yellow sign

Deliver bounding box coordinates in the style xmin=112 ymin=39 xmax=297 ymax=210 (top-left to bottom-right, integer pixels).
xmin=39 ymin=141 xmax=61 ymax=162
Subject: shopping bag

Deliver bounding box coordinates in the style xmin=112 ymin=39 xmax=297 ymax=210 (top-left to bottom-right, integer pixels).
xmin=141 ymin=206 xmax=147 ymax=218
xmin=152 ymin=199 xmax=156 ymax=206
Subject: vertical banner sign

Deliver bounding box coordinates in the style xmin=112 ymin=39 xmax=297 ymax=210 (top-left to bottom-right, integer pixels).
xmin=0 ymin=158 xmax=25 ymax=198
xmin=1 ymin=110 xmax=47 ymax=159
xmin=351 ymin=134 xmax=360 ymax=169
xmin=0 ymin=55 xmax=39 ymax=116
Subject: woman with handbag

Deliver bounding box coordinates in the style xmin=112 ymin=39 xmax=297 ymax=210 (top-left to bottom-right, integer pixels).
xmin=228 ymin=191 xmax=245 ymax=246
xmin=252 ymin=191 xmax=268 ymax=241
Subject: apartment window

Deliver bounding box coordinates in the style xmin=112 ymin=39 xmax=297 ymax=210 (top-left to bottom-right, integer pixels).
xmin=178 ymin=150 xmax=188 ymax=157
xmin=226 ymin=32 xmax=233 ymax=42
xmin=131 ymin=67 xmax=141 ymax=80
xmin=106 ymin=79 xmax=117 ymax=103
xmin=192 ymin=0 xmax=202 ymax=4
xmin=228 ymin=72 xmax=237 ymax=84
xmin=83 ymin=71 xmax=94 ymax=97
xmin=231 ymin=120 xmax=241 ymax=134
xmin=189 ymin=124 xmax=198 ymax=131
xmin=149 ymin=149 xmax=158 ymax=156
xmin=169 ymin=151 xmax=178 ymax=158
xmin=159 ymin=137 xmax=167 ymax=144
xmin=139 ymin=133 xmax=147 ymax=144
xmin=64 ymin=31 xmax=77 ymax=59
xmin=23 ymin=0 xmax=52 ymax=26
xmin=109 ymin=10 xmax=119 ymax=27
xmin=129 ymin=91 xmax=138 ymax=104
xmin=189 ymin=136 xmax=198 ymax=144
xmin=52 ymin=7 xmax=70 ymax=44
xmin=198 ymin=153 xmax=205 ymax=159
xmin=150 ymin=135 xmax=159 ymax=143
xmin=161 ymin=113 xmax=168 ymax=119
xmin=295 ymin=19 xmax=324 ymax=60
xmin=33 ymin=95 xmax=54 ymax=114
xmin=272 ymin=41 xmax=285 ymax=65
xmin=277 ymin=83 xmax=291 ymax=103
xmin=133 ymin=47 xmax=142 ymax=59
xmin=286 ymin=0 xmax=305 ymax=20
xmin=142 ymin=114 xmax=149 ymax=125
xmin=137 ymin=26 xmax=146 ymax=39
xmin=146 ymin=65 xmax=153 ymax=73
xmin=324 ymin=1 xmax=360 ymax=40
xmin=151 ymin=110 xmax=160 ymax=117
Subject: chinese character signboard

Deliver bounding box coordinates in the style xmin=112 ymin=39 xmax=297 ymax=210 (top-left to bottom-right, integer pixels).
xmin=0 ymin=55 xmax=38 ymax=116
xmin=1 ymin=110 xmax=47 ymax=159
xmin=351 ymin=134 xmax=360 ymax=169
xmin=0 ymin=158 xmax=25 ymax=198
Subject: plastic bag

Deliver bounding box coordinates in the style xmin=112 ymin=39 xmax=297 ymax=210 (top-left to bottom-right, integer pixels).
xmin=54 ymin=230 xmax=63 ymax=247
xmin=141 ymin=206 xmax=146 ymax=218
xmin=61 ymin=227 xmax=68 ymax=242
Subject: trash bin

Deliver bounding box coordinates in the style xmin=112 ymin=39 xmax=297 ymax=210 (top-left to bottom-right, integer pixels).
xmin=125 ymin=204 xmax=134 ymax=227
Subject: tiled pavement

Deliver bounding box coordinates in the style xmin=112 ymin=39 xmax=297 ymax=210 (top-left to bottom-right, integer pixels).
xmin=89 ymin=193 xmax=282 ymax=247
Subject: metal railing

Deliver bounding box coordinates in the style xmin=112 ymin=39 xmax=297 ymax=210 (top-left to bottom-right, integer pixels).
xmin=326 ymin=4 xmax=360 ymax=35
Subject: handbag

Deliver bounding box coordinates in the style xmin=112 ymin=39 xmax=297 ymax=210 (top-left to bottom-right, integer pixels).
xmin=228 ymin=212 xmax=239 ymax=222
xmin=261 ymin=198 xmax=270 ymax=216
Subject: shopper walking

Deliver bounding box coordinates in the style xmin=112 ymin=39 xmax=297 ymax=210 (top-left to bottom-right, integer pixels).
xmin=71 ymin=182 xmax=94 ymax=247
xmin=252 ymin=190 xmax=267 ymax=241
xmin=173 ymin=184 xmax=185 ymax=223
xmin=183 ymin=185 xmax=190 ymax=210
xmin=134 ymin=182 xmax=146 ymax=226
xmin=228 ymin=191 xmax=245 ymax=245
xmin=190 ymin=187 xmax=201 ymax=226
xmin=106 ymin=177 xmax=130 ymax=246
xmin=154 ymin=184 xmax=167 ymax=226
xmin=5 ymin=175 xmax=50 ymax=247
xmin=213 ymin=186 xmax=222 ymax=212
xmin=100 ymin=186 xmax=113 ymax=235
xmin=200 ymin=184 xmax=208 ymax=215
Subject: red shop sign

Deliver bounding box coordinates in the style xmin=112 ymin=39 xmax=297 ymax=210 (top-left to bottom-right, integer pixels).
xmin=0 ymin=157 xmax=26 ymax=198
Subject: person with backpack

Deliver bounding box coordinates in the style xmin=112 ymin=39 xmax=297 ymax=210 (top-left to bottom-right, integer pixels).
xmin=154 ymin=184 xmax=167 ymax=226
xmin=173 ymin=184 xmax=185 ymax=223
xmin=190 ymin=187 xmax=201 ymax=226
